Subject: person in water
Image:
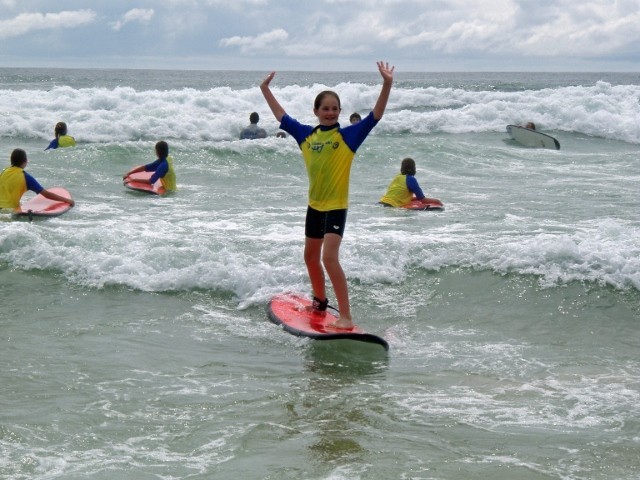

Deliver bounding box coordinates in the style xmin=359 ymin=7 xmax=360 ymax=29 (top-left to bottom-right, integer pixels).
xmin=239 ymin=112 xmax=267 ymax=140
xmin=524 ymin=122 xmax=536 ymax=130
xmin=0 ymin=148 xmax=75 ymax=209
xmin=349 ymin=112 xmax=362 ymax=124
xmin=123 ymin=141 xmax=177 ymax=192
xmin=45 ymin=122 xmax=76 ymax=150
xmin=260 ymin=61 xmax=394 ymax=330
xmin=379 ymin=157 xmax=443 ymax=208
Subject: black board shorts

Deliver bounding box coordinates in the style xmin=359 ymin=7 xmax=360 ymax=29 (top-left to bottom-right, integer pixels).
xmin=305 ymin=206 xmax=347 ymax=239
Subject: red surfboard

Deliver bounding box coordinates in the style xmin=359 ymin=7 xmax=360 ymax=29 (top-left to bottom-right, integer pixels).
xmin=13 ymin=187 xmax=73 ymax=218
xmin=267 ymin=293 xmax=389 ymax=350
xmin=402 ymin=198 xmax=444 ymax=211
xmin=124 ymin=171 xmax=166 ymax=195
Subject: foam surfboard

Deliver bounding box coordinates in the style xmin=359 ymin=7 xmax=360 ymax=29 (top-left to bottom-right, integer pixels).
xmin=267 ymin=293 xmax=389 ymax=350
xmin=402 ymin=198 xmax=444 ymax=211
xmin=379 ymin=199 xmax=444 ymax=211
xmin=124 ymin=171 xmax=166 ymax=195
xmin=506 ymin=125 xmax=560 ymax=150
xmin=13 ymin=187 xmax=73 ymax=218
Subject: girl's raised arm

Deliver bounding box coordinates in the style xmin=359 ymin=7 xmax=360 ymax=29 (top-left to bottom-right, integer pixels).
xmin=260 ymin=72 xmax=286 ymax=122
xmin=372 ymin=61 xmax=394 ymax=120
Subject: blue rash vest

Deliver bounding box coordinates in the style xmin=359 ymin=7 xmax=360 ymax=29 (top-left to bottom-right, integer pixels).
xmin=239 ymin=124 xmax=267 ymax=140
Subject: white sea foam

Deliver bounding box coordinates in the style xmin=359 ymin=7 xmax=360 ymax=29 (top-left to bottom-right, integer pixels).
xmin=1 ymin=80 xmax=639 ymax=144
xmin=1 ymin=72 xmax=639 ymax=301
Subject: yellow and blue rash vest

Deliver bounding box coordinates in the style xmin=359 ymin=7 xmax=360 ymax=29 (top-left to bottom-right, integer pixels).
xmin=161 ymin=155 xmax=176 ymax=191
xmin=380 ymin=174 xmax=426 ymax=207
xmin=280 ymin=112 xmax=378 ymax=211
xmin=45 ymin=135 xmax=76 ymax=150
xmin=146 ymin=155 xmax=176 ymax=192
xmin=0 ymin=166 xmax=44 ymax=209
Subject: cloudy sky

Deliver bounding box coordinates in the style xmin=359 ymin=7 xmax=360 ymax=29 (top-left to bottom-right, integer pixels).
xmin=0 ymin=0 xmax=638 ymax=72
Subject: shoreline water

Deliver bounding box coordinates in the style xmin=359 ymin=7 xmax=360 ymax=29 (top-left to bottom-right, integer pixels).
xmin=1 ymin=69 xmax=639 ymax=479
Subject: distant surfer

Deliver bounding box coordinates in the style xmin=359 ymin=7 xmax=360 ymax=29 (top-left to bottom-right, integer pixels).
xmin=0 ymin=148 xmax=75 ymax=209
xmin=349 ymin=112 xmax=362 ymax=124
xmin=123 ymin=141 xmax=177 ymax=193
xmin=45 ymin=122 xmax=76 ymax=150
xmin=379 ymin=157 xmax=443 ymax=209
xmin=507 ymin=123 xmax=559 ymax=149
xmin=260 ymin=61 xmax=395 ymax=330
xmin=239 ymin=112 xmax=267 ymax=140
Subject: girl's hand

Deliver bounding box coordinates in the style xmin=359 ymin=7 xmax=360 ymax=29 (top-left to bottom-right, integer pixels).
xmin=377 ymin=61 xmax=394 ymax=84
xmin=261 ymin=71 xmax=276 ymax=89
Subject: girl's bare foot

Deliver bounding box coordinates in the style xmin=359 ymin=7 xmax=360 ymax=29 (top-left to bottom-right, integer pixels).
xmin=329 ymin=317 xmax=354 ymax=330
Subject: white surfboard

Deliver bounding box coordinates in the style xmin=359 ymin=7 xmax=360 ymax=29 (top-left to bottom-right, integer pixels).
xmin=506 ymin=125 xmax=560 ymax=150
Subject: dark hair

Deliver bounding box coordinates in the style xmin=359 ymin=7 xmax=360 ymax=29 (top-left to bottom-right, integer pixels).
xmin=155 ymin=140 xmax=169 ymax=158
xmin=10 ymin=148 xmax=27 ymax=167
xmin=349 ymin=112 xmax=361 ymax=122
xmin=54 ymin=122 xmax=68 ymax=136
xmin=400 ymin=157 xmax=416 ymax=176
xmin=314 ymin=90 xmax=341 ymax=110
xmin=249 ymin=112 xmax=259 ymax=124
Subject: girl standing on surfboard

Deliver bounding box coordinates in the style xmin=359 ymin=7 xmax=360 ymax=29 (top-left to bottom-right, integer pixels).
xmin=260 ymin=61 xmax=394 ymax=330
xmin=0 ymin=148 xmax=75 ymax=210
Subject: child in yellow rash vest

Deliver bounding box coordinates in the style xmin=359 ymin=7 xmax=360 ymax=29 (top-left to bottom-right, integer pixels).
xmin=123 ymin=141 xmax=176 ymax=192
xmin=45 ymin=122 xmax=76 ymax=150
xmin=0 ymin=148 xmax=75 ymax=209
xmin=260 ymin=61 xmax=394 ymax=330
xmin=379 ymin=157 xmax=442 ymax=208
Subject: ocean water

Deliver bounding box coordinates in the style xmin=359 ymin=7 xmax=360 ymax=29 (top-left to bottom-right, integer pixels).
xmin=1 ymin=68 xmax=639 ymax=479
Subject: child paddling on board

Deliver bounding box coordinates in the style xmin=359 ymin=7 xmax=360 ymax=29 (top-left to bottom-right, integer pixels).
xmin=379 ymin=157 xmax=443 ymax=208
xmin=123 ymin=141 xmax=177 ymax=192
xmin=0 ymin=148 xmax=75 ymax=210
xmin=260 ymin=61 xmax=394 ymax=330
xmin=45 ymin=122 xmax=76 ymax=150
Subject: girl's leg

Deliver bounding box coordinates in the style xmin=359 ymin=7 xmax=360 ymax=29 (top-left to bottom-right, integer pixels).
xmin=322 ymin=233 xmax=353 ymax=328
xmin=304 ymin=237 xmax=326 ymax=303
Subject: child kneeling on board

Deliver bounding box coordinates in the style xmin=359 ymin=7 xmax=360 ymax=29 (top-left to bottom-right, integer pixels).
xmin=379 ymin=157 xmax=442 ymax=208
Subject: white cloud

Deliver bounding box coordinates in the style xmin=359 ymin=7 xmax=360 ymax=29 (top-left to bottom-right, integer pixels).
xmin=219 ymin=28 xmax=289 ymax=53
xmin=0 ymin=1 xmax=637 ymax=71
xmin=0 ymin=9 xmax=96 ymax=39
xmin=111 ymin=8 xmax=155 ymax=31
xmin=517 ymin=6 xmax=640 ymax=56
xmin=164 ymin=0 xmax=268 ymax=6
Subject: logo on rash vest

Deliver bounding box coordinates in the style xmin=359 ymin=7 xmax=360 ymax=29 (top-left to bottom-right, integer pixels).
xmin=310 ymin=139 xmax=339 ymax=153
